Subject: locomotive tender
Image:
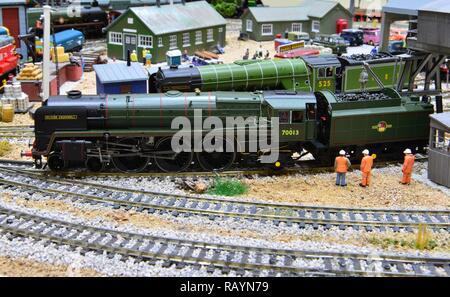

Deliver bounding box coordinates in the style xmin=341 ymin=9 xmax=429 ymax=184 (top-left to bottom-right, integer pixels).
xmin=31 ymin=88 xmax=433 ymax=172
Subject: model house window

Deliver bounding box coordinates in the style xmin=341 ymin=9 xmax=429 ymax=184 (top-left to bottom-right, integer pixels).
xmin=312 ymin=20 xmax=320 ymax=33
xmin=246 ymin=19 xmax=253 ymax=32
xmin=207 ymin=29 xmax=214 ymax=42
xmin=261 ymin=24 xmax=273 ymax=36
xmin=195 ymin=31 xmax=203 ymax=44
xmin=218 ymin=27 xmax=223 ymax=33
xmin=127 ymin=18 xmax=133 ymax=24
xmin=109 ymin=32 xmax=122 ymax=45
xmin=138 ymin=35 xmax=153 ymax=48
xmin=169 ymin=35 xmax=177 ymax=49
xmin=158 ymin=37 xmax=163 ymax=47
xmin=182 ymin=32 xmax=190 ymax=47
xmin=292 ymin=23 xmax=302 ymax=32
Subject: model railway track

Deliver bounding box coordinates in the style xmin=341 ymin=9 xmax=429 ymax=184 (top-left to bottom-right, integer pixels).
xmin=1 ymin=207 xmax=448 ymax=276
xmin=0 ymin=126 xmax=34 ymax=138
xmin=0 ymin=153 xmax=427 ymax=179
xmin=0 ymin=166 xmax=448 ymax=233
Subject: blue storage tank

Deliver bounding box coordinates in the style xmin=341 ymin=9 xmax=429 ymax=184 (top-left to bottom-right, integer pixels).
xmin=52 ymin=29 xmax=85 ymax=52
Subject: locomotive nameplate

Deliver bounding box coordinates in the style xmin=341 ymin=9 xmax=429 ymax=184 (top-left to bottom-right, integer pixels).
xmin=44 ymin=115 xmax=78 ymax=120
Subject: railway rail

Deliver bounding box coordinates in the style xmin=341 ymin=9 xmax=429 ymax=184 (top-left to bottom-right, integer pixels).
xmin=0 ymin=166 xmax=448 ymax=233
xmin=0 ymin=126 xmax=34 ymax=138
xmin=1 ymin=207 xmax=448 ymax=276
xmin=0 ymin=153 xmax=428 ymax=179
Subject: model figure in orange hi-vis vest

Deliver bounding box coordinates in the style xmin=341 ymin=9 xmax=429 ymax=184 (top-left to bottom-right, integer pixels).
xmin=400 ymin=148 xmax=415 ymax=185
xmin=359 ymin=149 xmax=374 ymax=187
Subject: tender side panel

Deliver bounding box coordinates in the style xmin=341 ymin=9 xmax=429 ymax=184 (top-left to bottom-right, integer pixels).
xmin=329 ymin=107 xmax=431 ymax=147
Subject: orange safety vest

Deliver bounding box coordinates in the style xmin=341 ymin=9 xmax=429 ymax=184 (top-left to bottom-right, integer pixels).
xmin=335 ymin=156 xmax=349 ymax=173
xmin=360 ymin=155 xmax=373 ymax=173
xmin=402 ymin=154 xmax=415 ymax=174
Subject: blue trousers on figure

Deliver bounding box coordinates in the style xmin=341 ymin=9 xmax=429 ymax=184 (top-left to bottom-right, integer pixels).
xmin=336 ymin=172 xmax=347 ymax=186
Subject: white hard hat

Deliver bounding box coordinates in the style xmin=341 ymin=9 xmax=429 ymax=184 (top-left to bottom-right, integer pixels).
xmin=339 ymin=150 xmax=346 ymax=155
xmin=404 ymin=148 xmax=412 ymax=154
xmin=362 ymin=149 xmax=369 ymax=155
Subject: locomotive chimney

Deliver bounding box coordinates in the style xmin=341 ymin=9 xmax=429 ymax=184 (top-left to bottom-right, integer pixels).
xmin=127 ymin=49 xmax=131 ymax=66
xmin=156 ymin=0 xmax=160 ymax=7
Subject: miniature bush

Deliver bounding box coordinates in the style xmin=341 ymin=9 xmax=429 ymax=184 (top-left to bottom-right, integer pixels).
xmin=0 ymin=141 xmax=11 ymax=157
xmin=213 ymin=0 xmax=240 ymax=18
xmin=208 ymin=178 xmax=249 ymax=196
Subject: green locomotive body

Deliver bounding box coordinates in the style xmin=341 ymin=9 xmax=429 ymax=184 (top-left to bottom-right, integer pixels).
xmin=155 ymin=54 xmax=412 ymax=95
xmin=155 ymin=59 xmax=311 ymax=93
xmin=32 ymin=89 xmax=433 ymax=172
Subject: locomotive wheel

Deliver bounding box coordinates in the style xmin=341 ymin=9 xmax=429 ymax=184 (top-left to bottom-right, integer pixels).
xmin=111 ymin=138 xmax=149 ymax=173
xmin=153 ymin=137 xmax=193 ymax=173
xmin=85 ymin=157 xmax=105 ymax=172
xmin=47 ymin=153 xmax=66 ymax=171
xmin=196 ymin=137 xmax=236 ymax=171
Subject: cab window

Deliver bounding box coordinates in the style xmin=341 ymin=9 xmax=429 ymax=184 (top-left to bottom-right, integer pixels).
xmin=318 ymin=67 xmax=334 ymax=78
xmin=326 ymin=67 xmax=333 ymax=77
xmin=291 ymin=111 xmax=304 ymax=123
xmin=279 ymin=111 xmax=290 ymax=123
xmin=306 ymin=103 xmax=316 ymax=120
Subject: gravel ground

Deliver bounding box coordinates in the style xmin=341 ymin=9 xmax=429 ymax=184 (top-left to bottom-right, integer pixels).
xmin=0 ymin=111 xmax=36 ymax=127
xmin=0 ymin=142 xmax=29 ymax=161
xmin=0 ymin=255 xmax=100 ymax=277
xmin=81 ymin=162 xmax=449 ymax=210
xmin=243 ymin=163 xmax=450 ymax=209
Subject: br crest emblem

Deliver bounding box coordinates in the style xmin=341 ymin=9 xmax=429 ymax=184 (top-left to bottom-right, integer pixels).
xmin=372 ymin=121 xmax=392 ymax=133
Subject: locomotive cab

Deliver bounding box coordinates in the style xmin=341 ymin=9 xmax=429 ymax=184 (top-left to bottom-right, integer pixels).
xmin=301 ymin=55 xmax=341 ymax=93
xmin=263 ymin=91 xmax=317 ymax=143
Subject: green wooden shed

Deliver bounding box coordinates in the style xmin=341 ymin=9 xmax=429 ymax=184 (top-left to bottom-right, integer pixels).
xmin=241 ymin=0 xmax=353 ymax=41
xmin=106 ymin=1 xmax=226 ymax=63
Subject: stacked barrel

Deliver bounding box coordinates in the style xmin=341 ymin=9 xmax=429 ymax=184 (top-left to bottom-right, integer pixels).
xmin=1 ymin=82 xmax=30 ymax=114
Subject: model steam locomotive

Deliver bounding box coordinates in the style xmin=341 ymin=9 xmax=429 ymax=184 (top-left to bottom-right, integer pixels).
xmin=152 ymin=53 xmax=411 ymax=94
xmin=30 ymin=88 xmax=432 ymax=172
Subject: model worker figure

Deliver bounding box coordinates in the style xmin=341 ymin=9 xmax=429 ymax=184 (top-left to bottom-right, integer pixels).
xmin=130 ymin=50 xmax=138 ymax=62
xmin=335 ymin=150 xmax=351 ymax=186
xmin=359 ymin=149 xmax=374 ymax=187
xmin=145 ymin=50 xmax=152 ymax=67
xmin=142 ymin=48 xmax=148 ymax=65
xmin=400 ymin=148 xmax=415 ymax=185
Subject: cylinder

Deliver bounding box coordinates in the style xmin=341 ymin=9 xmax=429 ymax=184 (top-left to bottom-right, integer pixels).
xmin=66 ymin=64 xmax=83 ymax=81
xmin=2 ymin=104 xmax=14 ymax=122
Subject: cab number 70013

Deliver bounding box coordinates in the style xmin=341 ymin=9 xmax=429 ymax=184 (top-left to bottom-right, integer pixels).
xmin=281 ymin=129 xmax=300 ymax=136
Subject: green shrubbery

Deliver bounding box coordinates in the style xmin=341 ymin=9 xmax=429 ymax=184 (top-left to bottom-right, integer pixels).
xmin=208 ymin=178 xmax=249 ymax=196
xmin=211 ymin=0 xmax=240 ymax=18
